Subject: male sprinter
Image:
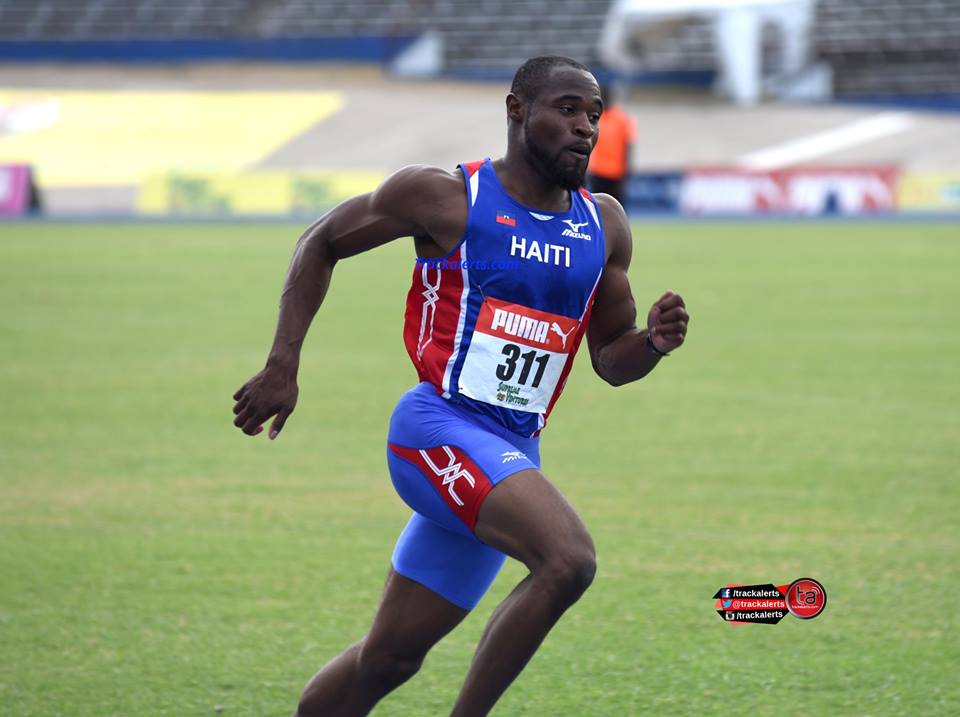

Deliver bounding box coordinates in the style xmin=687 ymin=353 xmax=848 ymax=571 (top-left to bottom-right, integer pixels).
xmin=232 ymin=56 xmax=689 ymax=717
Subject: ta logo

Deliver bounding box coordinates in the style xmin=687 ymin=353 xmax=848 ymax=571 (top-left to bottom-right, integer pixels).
xmin=785 ymin=578 xmax=827 ymax=620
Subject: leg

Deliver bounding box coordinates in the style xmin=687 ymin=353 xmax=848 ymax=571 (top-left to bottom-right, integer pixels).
xmin=295 ymin=567 xmax=469 ymax=717
xmin=450 ymin=469 xmax=596 ymax=717
xmin=297 ymin=382 xmax=518 ymax=716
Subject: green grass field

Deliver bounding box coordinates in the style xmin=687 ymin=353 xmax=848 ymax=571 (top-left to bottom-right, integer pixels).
xmin=1 ymin=220 xmax=958 ymax=716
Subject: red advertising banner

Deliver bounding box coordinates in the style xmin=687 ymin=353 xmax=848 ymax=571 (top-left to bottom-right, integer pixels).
xmin=680 ymin=168 xmax=787 ymax=214
xmin=680 ymin=166 xmax=900 ymax=215
xmin=781 ymin=166 xmax=899 ymax=214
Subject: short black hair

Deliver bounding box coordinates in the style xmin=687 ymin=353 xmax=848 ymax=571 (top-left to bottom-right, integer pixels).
xmin=510 ymin=56 xmax=591 ymax=102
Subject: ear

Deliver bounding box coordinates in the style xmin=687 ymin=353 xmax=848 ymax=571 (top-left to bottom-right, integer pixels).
xmin=506 ymin=92 xmax=526 ymax=124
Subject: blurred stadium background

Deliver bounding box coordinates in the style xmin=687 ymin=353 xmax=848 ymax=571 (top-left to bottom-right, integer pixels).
xmin=0 ymin=0 xmax=959 ymax=216
xmin=2 ymin=3 xmax=958 ymax=717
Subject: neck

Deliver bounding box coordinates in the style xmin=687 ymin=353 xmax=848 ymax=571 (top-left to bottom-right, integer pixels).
xmin=492 ymin=147 xmax=572 ymax=212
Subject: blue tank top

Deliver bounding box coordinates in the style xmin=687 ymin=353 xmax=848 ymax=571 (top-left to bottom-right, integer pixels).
xmin=402 ymin=158 xmax=606 ymax=436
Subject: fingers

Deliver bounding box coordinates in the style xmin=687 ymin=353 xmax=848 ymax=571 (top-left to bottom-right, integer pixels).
xmin=652 ymin=323 xmax=685 ymax=344
xmin=656 ymin=292 xmax=684 ymax=311
xmin=233 ymin=407 xmax=251 ymax=427
xmin=233 ymin=403 xmax=294 ymax=437
xmin=649 ymin=292 xmax=689 ymax=352
xmin=242 ymin=415 xmax=265 ymax=436
xmin=656 ymin=321 xmax=687 ymax=336
xmin=232 ymin=394 xmax=250 ymax=416
xmin=269 ymin=406 xmax=294 ymax=440
xmin=658 ymin=306 xmax=689 ymax=324
xmin=233 ymin=406 xmax=265 ymax=435
xmin=233 ymin=406 xmax=255 ymax=429
xmin=232 ymin=369 xmax=298 ymax=439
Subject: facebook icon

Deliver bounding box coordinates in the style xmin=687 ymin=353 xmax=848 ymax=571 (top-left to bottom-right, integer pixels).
xmin=721 ymin=588 xmax=731 ymax=599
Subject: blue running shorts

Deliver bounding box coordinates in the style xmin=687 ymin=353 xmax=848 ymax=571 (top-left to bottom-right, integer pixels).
xmin=386 ymin=382 xmax=541 ymax=609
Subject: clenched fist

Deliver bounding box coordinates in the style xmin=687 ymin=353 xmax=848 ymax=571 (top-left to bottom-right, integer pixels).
xmin=647 ymin=291 xmax=689 ymax=355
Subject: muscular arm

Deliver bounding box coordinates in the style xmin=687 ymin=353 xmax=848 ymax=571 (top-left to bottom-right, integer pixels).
xmin=586 ymin=195 xmax=688 ymax=387
xmin=232 ymin=165 xmax=466 ymax=437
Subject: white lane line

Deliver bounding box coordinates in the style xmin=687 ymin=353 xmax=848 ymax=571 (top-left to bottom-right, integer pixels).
xmin=737 ymin=112 xmax=915 ymax=171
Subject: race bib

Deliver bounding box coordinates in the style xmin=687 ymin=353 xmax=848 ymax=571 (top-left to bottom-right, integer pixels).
xmin=458 ymin=297 xmax=580 ymax=413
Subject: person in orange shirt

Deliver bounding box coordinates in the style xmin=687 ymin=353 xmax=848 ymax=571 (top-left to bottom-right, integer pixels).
xmin=587 ymin=84 xmax=637 ymax=207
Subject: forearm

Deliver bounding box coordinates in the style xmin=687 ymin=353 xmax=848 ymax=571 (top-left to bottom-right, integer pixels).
xmin=593 ymin=328 xmax=664 ymax=386
xmin=266 ymin=220 xmax=335 ymax=374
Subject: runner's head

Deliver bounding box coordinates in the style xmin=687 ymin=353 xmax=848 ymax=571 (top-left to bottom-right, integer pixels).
xmin=507 ymin=56 xmax=602 ymax=190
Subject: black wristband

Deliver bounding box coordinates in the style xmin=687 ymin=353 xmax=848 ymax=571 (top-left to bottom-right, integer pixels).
xmin=646 ymin=332 xmax=670 ymax=357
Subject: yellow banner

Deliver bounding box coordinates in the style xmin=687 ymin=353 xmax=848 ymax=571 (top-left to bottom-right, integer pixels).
xmin=138 ymin=170 xmax=384 ymax=215
xmin=898 ymin=173 xmax=960 ymax=211
xmin=0 ymin=89 xmax=343 ymax=187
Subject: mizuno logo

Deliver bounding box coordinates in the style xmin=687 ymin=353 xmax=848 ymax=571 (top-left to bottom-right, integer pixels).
xmin=561 ymin=219 xmax=591 ymax=240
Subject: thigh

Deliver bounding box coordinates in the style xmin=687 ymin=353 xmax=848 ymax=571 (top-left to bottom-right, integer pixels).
xmin=364 ymin=566 xmax=471 ymax=660
xmin=473 ymin=469 xmax=594 ymax=571
xmin=392 ymin=512 xmax=507 ymax=610
xmin=387 ymin=385 xmax=541 ymax=535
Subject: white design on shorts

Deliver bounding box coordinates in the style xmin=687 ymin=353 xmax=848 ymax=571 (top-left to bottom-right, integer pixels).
xmin=501 ymin=450 xmax=527 ymax=463
xmin=419 ymin=445 xmax=476 ymax=507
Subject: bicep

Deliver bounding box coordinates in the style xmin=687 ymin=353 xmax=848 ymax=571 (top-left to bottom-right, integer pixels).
xmin=321 ymin=192 xmax=419 ymax=261
xmin=322 ymin=168 xmax=432 ymax=261
xmin=587 ymin=199 xmax=639 ymax=356
xmin=587 ymin=261 xmax=638 ymax=355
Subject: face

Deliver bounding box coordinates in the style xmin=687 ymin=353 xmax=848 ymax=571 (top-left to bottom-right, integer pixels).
xmin=521 ymin=67 xmax=603 ymax=190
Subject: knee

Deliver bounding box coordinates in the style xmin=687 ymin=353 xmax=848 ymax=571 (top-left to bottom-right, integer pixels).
xmin=538 ymin=547 xmax=597 ymax=604
xmin=357 ymin=640 xmax=424 ymax=693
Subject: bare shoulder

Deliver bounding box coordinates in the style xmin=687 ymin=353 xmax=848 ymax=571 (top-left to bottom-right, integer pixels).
xmin=593 ymin=192 xmax=631 ymax=264
xmin=373 ymin=164 xmax=464 ymax=207
xmin=372 ymin=164 xmax=468 ymax=249
xmin=594 ymin=192 xmax=629 ymax=234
